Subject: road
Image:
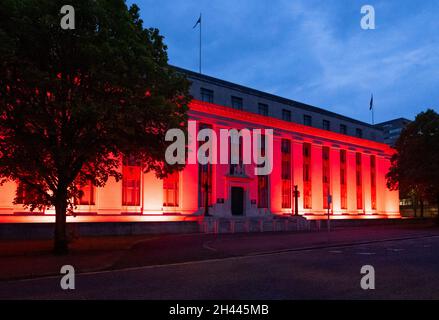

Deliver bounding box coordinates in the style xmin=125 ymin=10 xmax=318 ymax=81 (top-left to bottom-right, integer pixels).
xmin=1 ymin=232 xmax=439 ymax=299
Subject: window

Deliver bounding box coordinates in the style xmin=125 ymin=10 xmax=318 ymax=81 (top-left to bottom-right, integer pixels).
xmin=303 ymin=143 xmax=312 ymax=209
xmin=78 ymin=180 xmax=95 ymax=205
xmin=258 ymin=175 xmax=269 ymax=208
xmin=356 ymin=128 xmax=363 ymax=138
xmin=340 ymin=124 xmax=347 ymax=134
xmin=282 ymin=109 xmax=291 ymax=122
xmin=356 ymin=152 xmax=363 ymax=210
xmin=163 ymin=172 xmax=179 ymax=207
xmin=322 ymin=146 xmax=330 ymax=209
xmin=370 ymin=155 xmax=377 ymax=210
xmin=122 ymin=156 xmax=141 ymax=206
xmin=198 ymin=123 xmax=213 ymax=207
xmin=229 ymin=135 xmax=245 ymax=176
xmin=258 ymin=103 xmax=268 ymax=116
xmin=323 ymin=120 xmax=330 ymax=131
xmin=340 ymin=150 xmax=347 ymax=209
xmin=231 ymin=96 xmax=243 ymax=110
xmin=257 ymin=134 xmax=269 ymax=208
xmin=200 ymin=88 xmax=214 ymax=103
xmin=281 ymin=139 xmax=292 ymax=208
xmin=303 ymin=115 xmax=312 ymax=126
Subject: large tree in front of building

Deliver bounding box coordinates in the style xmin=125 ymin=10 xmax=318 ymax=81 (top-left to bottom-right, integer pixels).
xmin=0 ymin=0 xmax=190 ymax=253
xmin=386 ymin=109 xmax=439 ymax=219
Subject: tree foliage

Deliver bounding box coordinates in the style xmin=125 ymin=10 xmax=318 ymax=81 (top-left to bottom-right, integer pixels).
xmin=0 ymin=0 xmax=191 ymax=253
xmin=386 ymin=109 xmax=439 ymax=216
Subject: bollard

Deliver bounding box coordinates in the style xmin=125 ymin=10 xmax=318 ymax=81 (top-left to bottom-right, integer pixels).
xmin=230 ymin=220 xmax=235 ymax=233
xmin=245 ymin=219 xmax=250 ymax=232
xmin=214 ymin=219 xmax=219 ymax=234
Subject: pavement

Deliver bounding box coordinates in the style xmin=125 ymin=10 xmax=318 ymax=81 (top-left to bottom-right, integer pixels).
xmin=0 ymin=222 xmax=439 ymax=299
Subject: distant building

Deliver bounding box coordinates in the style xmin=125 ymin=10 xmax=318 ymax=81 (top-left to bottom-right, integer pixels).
xmin=375 ymin=118 xmax=411 ymax=146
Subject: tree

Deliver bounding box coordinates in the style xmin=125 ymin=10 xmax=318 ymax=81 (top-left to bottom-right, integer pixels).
xmin=0 ymin=0 xmax=190 ymax=254
xmin=386 ymin=109 xmax=439 ymax=220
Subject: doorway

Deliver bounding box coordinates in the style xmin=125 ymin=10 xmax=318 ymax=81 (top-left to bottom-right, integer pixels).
xmin=231 ymin=187 xmax=244 ymax=216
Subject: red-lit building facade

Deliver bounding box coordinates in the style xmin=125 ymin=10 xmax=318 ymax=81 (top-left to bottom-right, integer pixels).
xmin=0 ymin=68 xmax=400 ymax=222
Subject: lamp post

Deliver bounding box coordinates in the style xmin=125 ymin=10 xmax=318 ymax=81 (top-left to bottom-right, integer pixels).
xmin=203 ymin=164 xmax=210 ymax=216
xmin=293 ymin=185 xmax=300 ymax=216
xmin=327 ymin=194 xmax=332 ymax=233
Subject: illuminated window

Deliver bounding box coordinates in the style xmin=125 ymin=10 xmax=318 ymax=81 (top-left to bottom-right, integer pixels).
xmin=258 ymin=103 xmax=268 ymax=116
xmin=281 ymin=139 xmax=292 ymax=208
xmin=231 ymin=96 xmax=243 ymax=110
xmin=340 ymin=150 xmax=347 ymax=209
xmin=370 ymin=155 xmax=377 ymax=210
xmin=303 ymin=143 xmax=312 ymax=209
xmin=198 ymin=123 xmax=213 ymax=207
xmin=303 ymin=115 xmax=312 ymax=126
xmin=78 ymin=180 xmax=95 ymax=205
xmin=282 ymin=109 xmax=291 ymax=122
xmin=322 ymin=146 xmax=330 ymax=209
xmin=356 ymin=152 xmax=363 ymax=210
xmin=163 ymin=172 xmax=179 ymax=207
xmin=258 ymin=134 xmax=269 ymax=208
xmin=122 ymin=156 xmax=141 ymax=206
xmin=201 ymin=88 xmax=214 ymax=103
xmin=229 ymin=135 xmax=244 ymax=175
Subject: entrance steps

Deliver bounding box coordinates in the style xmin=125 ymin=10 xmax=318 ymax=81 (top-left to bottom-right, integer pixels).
xmin=199 ymin=216 xmax=310 ymax=234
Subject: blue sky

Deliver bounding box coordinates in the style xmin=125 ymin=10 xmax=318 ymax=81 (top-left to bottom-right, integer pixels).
xmin=128 ymin=0 xmax=439 ymax=124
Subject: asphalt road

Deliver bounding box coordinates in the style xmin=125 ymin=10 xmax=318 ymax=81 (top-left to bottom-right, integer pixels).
xmin=1 ymin=234 xmax=439 ymax=299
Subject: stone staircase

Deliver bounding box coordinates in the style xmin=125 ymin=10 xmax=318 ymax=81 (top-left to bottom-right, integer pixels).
xmin=199 ymin=215 xmax=310 ymax=234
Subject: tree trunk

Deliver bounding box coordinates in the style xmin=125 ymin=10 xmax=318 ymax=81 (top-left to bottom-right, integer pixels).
xmin=412 ymin=195 xmax=417 ymax=217
xmin=54 ymin=188 xmax=69 ymax=255
xmin=420 ymin=198 xmax=424 ymax=218
xmin=436 ymin=194 xmax=439 ymax=225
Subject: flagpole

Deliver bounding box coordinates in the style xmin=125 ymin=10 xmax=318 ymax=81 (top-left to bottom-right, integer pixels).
xmin=372 ymin=107 xmax=374 ymax=125
xmin=199 ymin=13 xmax=202 ymax=74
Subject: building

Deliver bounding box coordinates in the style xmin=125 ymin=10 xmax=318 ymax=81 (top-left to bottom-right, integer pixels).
xmin=0 ymin=67 xmax=400 ymax=223
xmin=375 ymin=118 xmax=411 ymax=146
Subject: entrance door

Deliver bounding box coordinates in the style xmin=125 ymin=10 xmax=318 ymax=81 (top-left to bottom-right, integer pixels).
xmin=231 ymin=187 xmax=244 ymax=216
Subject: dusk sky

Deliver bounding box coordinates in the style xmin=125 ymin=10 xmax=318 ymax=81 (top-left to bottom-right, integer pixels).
xmin=128 ymin=0 xmax=439 ymax=124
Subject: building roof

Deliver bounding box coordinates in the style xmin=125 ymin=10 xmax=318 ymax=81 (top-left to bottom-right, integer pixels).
xmin=172 ymin=65 xmax=382 ymax=131
xmin=375 ymin=117 xmax=412 ymax=127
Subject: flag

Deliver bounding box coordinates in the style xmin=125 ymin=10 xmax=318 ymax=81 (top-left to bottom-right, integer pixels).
xmin=193 ymin=14 xmax=201 ymax=29
xmin=369 ymin=94 xmax=373 ymax=110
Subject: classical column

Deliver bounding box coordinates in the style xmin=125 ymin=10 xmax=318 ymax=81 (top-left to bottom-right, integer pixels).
xmin=362 ymin=153 xmax=372 ymax=214
xmin=269 ymin=136 xmax=283 ymax=214
xmin=330 ymin=145 xmax=341 ymax=215
xmin=346 ymin=149 xmax=357 ymax=214
xmin=292 ymin=138 xmax=304 ymax=214
xmin=311 ymin=142 xmax=323 ymax=214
